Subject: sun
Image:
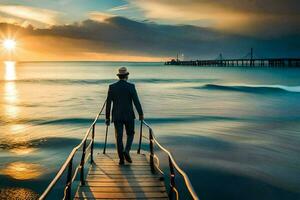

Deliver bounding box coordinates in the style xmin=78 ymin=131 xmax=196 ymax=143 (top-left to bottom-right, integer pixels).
xmin=3 ymin=39 xmax=16 ymax=51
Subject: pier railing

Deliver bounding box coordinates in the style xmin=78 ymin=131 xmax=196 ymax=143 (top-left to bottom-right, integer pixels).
xmin=40 ymin=101 xmax=199 ymax=200
xmin=136 ymin=121 xmax=199 ymax=200
xmin=39 ymin=102 xmax=106 ymax=200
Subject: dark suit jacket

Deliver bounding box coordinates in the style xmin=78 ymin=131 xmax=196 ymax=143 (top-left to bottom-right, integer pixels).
xmin=106 ymin=80 xmax=143 ymax=122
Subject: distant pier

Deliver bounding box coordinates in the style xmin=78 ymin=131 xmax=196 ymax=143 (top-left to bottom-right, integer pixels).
xmin=166 ymin=49 xmax=300 ymax=67
xmin=165 ymin=58 xmax=300 ymax=67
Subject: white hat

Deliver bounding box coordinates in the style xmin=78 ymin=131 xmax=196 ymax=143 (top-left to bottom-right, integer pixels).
xmin=117 ymin=67 xmax=129 ymax=76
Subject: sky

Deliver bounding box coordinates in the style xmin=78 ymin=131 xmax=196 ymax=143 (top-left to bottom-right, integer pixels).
xmin=0 ymin=0 xmax=299 ymax=61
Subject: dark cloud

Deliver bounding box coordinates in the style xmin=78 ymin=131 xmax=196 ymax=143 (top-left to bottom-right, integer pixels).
xmin=132 ymin=0 xmax=300 ymax=36
xmin=148 ymin=0 xmax=300 ymax=14
xmin=1 ymin=16 xmax=299 ymax=60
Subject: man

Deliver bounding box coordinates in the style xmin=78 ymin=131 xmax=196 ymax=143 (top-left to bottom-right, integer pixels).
xmin=105 ymin=67 xmax=144 ymax=165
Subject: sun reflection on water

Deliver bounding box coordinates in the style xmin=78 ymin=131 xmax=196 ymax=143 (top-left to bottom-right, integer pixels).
xmin=3 ymin=61 xmax=19 ymax=120
xmin=4 ymin=61 xmax=16 ymax=81
xmin=0 ymin=162 xmax=43 ymax=180
xmin=9 ymin=146 xmax=37 ymax=155
xmin=0 ymin=188 xmax=39 ymax=200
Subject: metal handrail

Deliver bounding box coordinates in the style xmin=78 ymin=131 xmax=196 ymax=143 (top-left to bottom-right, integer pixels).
xmin=39 ymin=101 xmax=106 ymax=200
xmin=138 ymin=120 xmax=199 ymax=200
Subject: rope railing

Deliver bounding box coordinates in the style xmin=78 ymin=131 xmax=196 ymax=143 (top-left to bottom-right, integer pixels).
xmin=39 ymin=101 xmax=106 ymax=200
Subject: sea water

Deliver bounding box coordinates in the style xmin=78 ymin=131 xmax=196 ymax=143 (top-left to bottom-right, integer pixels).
xmin=0 ymin=61 xmax=299 ymax=200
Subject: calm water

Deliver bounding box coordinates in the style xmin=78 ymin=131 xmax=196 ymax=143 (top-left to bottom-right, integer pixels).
xmin=0 ymin=61 xmax=300 ymax=200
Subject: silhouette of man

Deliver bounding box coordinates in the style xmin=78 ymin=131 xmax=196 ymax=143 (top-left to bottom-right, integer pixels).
xmin=105 ymin=67 xmax=144 ymax=165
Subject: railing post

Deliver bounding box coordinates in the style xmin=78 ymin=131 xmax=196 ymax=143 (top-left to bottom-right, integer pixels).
xmin=65 ymin=157 xmax=73 ymax=200
xmin=90 ymin=124 xmax=95 ymax=164
xmin=168 ymin=156 xmax=176 ymax=200
xmin=103 ymin=125 xmax=108 ymax=154
xmin=149 ymin=129 xmax=155 ymax=173
xmin=137 ymin=120 xmax=143 ymax=154
xmin=80 ymin=140 xmax=86 ymax=185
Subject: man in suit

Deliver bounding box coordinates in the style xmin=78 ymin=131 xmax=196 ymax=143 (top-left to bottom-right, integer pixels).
xmin=105 ymin=67 xmax=144 ymax=165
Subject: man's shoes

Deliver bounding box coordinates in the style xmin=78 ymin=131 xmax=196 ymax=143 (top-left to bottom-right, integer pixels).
xmin=119 ymin=159 xmax=125 ymax=165
xmin=123 ymin=152 xmax=132 ymax=163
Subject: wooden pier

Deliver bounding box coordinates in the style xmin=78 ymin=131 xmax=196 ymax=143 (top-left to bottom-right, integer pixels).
xmin=39 ymin=102 xmax=199 ymax=200
xmin=75 ymin=152 xmax=168 ymax=199
xmin=165 ymin=58 xmax=300 ymax=67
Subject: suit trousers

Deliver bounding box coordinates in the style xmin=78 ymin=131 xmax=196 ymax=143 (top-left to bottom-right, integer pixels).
xmin=113 ymin=120 xmax=135 ymax=160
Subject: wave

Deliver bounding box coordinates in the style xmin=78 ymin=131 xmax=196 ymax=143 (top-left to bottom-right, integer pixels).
xmin=199 ymin=84 xmax=300 ymax=94
xmin=3 ymin=115 xmax=300 ymax=127
xmin=36 ymin=117 xmax=95 ymax=125
xmin=0 ymin=78 xmax=217 ymax=85
xmin=0 ymin=117 xmax=96 ymax=126
xmin=0 ymin=116 xmax=239 ymax=127
xmin=39 ymin=116 xmax=243 ymax=126
xmin=146 ymin=116 xmax=241 ymax=124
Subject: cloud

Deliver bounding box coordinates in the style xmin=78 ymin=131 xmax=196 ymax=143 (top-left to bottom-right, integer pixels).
xmin=108 ymin=4 xmax=130 ymax=12
xmin=131 ymin=0 xmax=300 ymax=36
xmin=0 ymin=5 xmax=61 ymax=25
xmin=88 ymin=12 xmax=115 ymax=23
xmin=0 ymin=16 xmax=299 ymax=61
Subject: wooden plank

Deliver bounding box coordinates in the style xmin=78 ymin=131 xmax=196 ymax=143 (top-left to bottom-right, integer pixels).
xmin=86 ymin=177 xmax=163 ymax=182
xmin=95 ymin=158 xmax=148 ymax=162
xmin=89 ymin=169 xmax=152 ymax=173
xmin=94 ymin=159 xmax=148 ymax=163
xmin=74 ymin=152 xmax=167 ymax=200
xmin=86 ymin=176 xmax=164 ymax=182
xmin=91 ymin=166 xmax=150 ymax=170
xmin=96 ymin=153 xmax=148 ymax=158
xmin=75 ymin=198 xmax=168 ymax=200
xmin=90 ymin=167 xmax=160 ymax=174
xmin=85 ymin=181 xmax=165 ymax=187
xmin=86 ymin=174 xmax=163 ymax=179
xmin=93 ymin=162 xmax=150 ymax=166
xmin=97 ymin=152 xmax=147 ymax=156
xmin=95 ymin=155 xmax=147 ymax=159
xmin=85 ymin=180 xmax=162 ymax=184
xmin=92 ymin=163 xmax=150 ymax=166
xmin=88 ymin=171 xmax=155 ymax=175
xmin=77 ymin=186 xmax=166 ymax=193
xmin=92 ymin=163 xmax=149 ymax=166
xmin=94 ymin=159 xmax=149 ymax=162
xmin=95 ymin=157 xmax=147 ymax=160
xmin=95 ymin=156 xmax=148 ymax=161
xmin=90 ymin=166 xmax=152 ymax=171
xmin=76 ymin=192 xmax=168 ymax=199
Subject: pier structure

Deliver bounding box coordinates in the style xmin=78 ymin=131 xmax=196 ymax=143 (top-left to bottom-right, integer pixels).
xmin=39 ymin=102 xmax=199 ymax=200
xmin=165 ymin=49 xmax=300 ymax=67
xmin=165 ymin=58 xmax=300 ymax=67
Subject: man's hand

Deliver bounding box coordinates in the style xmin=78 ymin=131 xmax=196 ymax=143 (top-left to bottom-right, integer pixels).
xmin=139 ymin=115 xmax=144 ymax=121
xmin=105 ymin=119 xmax=110 ymax=126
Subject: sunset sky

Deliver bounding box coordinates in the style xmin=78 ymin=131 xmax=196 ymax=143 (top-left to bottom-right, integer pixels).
xmin=0 ymin=0 xmax=299 ymax=61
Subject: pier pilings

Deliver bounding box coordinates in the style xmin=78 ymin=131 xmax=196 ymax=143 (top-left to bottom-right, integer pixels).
xmin=165 ymin=58 xmax=300 ymax=67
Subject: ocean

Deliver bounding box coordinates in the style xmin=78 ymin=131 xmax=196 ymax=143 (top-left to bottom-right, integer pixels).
xmin=0 ymin=61 xmax=300 ymax=200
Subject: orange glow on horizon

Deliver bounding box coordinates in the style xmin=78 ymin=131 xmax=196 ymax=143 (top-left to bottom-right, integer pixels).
xmin=0 ymin=35 xmax=167 ymax=62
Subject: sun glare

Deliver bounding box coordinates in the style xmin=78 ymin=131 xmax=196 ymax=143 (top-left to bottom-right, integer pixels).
xmin=3 ymin=39 xmax=16 ymax=51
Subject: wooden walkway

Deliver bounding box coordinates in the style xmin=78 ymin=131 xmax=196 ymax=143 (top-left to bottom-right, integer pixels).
xmin=75 ymin=152 xmax=168 ymax=200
